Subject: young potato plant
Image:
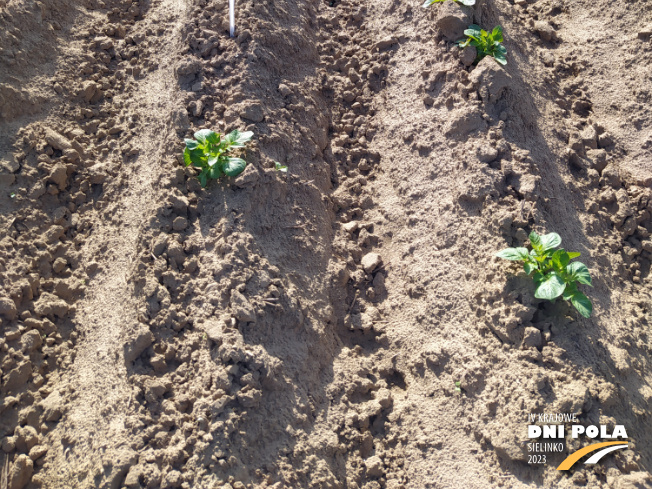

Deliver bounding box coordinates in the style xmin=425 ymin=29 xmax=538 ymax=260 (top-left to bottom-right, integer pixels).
xmin=423 ymin=0 xmax=475 ymax=8
xmin=496 ymin=231 xmax=593 ymax=318
xmin=458 ymin=25 xmax=507 ymax=65
xmin=183 ymin=129 xmax=253 ymax=187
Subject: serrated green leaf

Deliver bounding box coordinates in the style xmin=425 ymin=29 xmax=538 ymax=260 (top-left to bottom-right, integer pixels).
xmin=539 ymin=232 xmax=562 ymax=251
xmin=534 ymin=272 xmax=566 ymax=300
xmin=567 ymin=261 xmax=592 ymax=286
xmin=223 ymin=157 xmax=247 ymax=177
xmin=496 ymin=247 xmax=529 ymax=261
xmin=570 ymin=291 xmax=592 ymax=318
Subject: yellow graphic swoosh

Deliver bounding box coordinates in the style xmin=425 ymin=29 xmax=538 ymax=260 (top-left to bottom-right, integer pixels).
xmin=557 ymin=441 xmax=628 ymax=471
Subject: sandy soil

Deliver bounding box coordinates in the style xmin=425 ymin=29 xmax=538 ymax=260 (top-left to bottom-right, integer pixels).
xmin=1 ymin=0 xmax=651 ymax=487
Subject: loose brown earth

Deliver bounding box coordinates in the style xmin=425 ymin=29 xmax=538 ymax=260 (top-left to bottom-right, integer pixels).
xmin=1 ymin=0 xmax=652 ymax=487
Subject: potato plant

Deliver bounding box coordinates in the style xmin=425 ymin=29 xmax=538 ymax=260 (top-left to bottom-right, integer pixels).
xmin=183 ymin=129 xmax=253 ymax=187
xmin=458 ymin=25 xmax=507 ymax=65
xmin=422 ymin=0 xmax=475 ymax=8
xmin=496 ymin=231 xmax=593 ymax=317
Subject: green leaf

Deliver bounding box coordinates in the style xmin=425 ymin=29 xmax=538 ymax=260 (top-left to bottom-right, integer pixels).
xmin=225 ymin=130 xmax=254 ymax=148
xmin=456 ymin=0 xmax=475 ymax=5
xmin=493 ymin=54 xmax=507 ymax=66
xmin=223 ymin=157 xmax=247 ymax=177
xmin=184 ymin=147 xmax=205 ymax=167
xmin=562 ymin=282 xmax=578 ymax=300
xmin=208 ymin=155 xmax=219 ymax=167
xmin=422 ymin=0 xmax=444 ymax=7
xmin=496 ymin=247 xmax=529 ymax=261
xmin=551 ymin=250 xmax=570 ymax=269
xmin=183 ymin=147 xmax=192 ymax=167
xmin=198 ymin=170 xmax=208 ymax=188
xmin=208 ymin=165 xmax=223 ymax=179
xmin=567 ymin=251 xmax=581 ymax=259
xmin=184 ymin=139 xmax=199 ymax=150
xmin=274 ymin=161 xmax=288 ymax=173
xmin=523 ymin=261 xmax=538 ymax=275
xmin=194 ymin=129 xmax=217 ymax=144
xmin=539 ymin=233 xmax=562 ymax=251
xmin=235 ymin=130 xmax=254 ymax=145
xmin=534 ymin=272 xmax=566 ymax=300
xmin=529 ymin=231 xmax=542 ymax=251
xmin=570 ymin=291 xmax=592 ymax=318
xmin=491 ymin=25 xmax=503 ymax=41
xmin=532 ymin=271 xmax=544 ymax=285
xmin=567 ymin=261 xmax=592 ymax=286
xmin=464 ymin=25 xmax=482 ymax=38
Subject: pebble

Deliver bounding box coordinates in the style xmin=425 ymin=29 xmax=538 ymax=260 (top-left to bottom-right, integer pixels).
xmin=361 ymin=252 xmax=382 ymax=273
xmin=172 ymin=216 xmax=188 ymax=231
xmin=460 ymin=46 xmax=477 ymax=67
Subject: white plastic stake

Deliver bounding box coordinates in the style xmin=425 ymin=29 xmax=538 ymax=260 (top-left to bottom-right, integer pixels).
xmin=229 ymin=0 xmax=235 ymax=37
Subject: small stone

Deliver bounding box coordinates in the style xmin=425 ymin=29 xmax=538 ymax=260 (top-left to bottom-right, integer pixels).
xmin=342 ymin=91 xmax=356 ymax=103
xmin=523 ymin=327 xmax=543 ymax=348
xmin=172 ymin=216 xmax=188 ymax=231
xmin=239 ymin=103 xmax=264 ymax=123
xmin=2 ymin=436 xmax=16 ymax=453
xmin=278 ymin=84 xmax=292 ymax=97
xmin=460 ymin=45 xmax=477 ymax=67
xmin=361 ymin=253 xmax=382 ymax=273
xmin=49 ymin=163 xmax=68 ymax=189
xmin=374 ymin=36 xmax=397 ymax=50
xmin=20 ymin=330 xmax=42 ymax=353
xmin=343 ymin=221 xmax=358 ymax=233
xmin=28 ymin=445 xmax=47 ymax=461
xmin=152 ymin=235 xmax=168 ymax=256
xmin=477 ymin=146 xmax=498 ymax=163
xmin=52 ymin=257 xmax=67 ymax=273
xmin=124 ymin=326 xmax=154 ymax=363
xmin=0 ymin=296 xmax=17 ymax=319
xmin=63 ymin=148 xmax=80 ymax=162
xmin=534 ymin=21 xmax=555 ymax=42
xmin=8 ymin=454 xmax=33 ymax=489
xmin=364 ymin=455 xmax=384 ymax=478
xmin=161 ymin=470 xmax=183 ymax=489
xmin=41 ymin=390 xmax=64 ymax=422
xmin=638 ymin=25 xmax=652 ymax=39
xmin=44 ymin=128 xmax=72 ymax=150
xmin=81 ymin=81 xmax=99 ymax=103
xmin=598 ymin=132 xmax=614 ymax=148
xmin=230 ymin=289 xmax=255 ymax=323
